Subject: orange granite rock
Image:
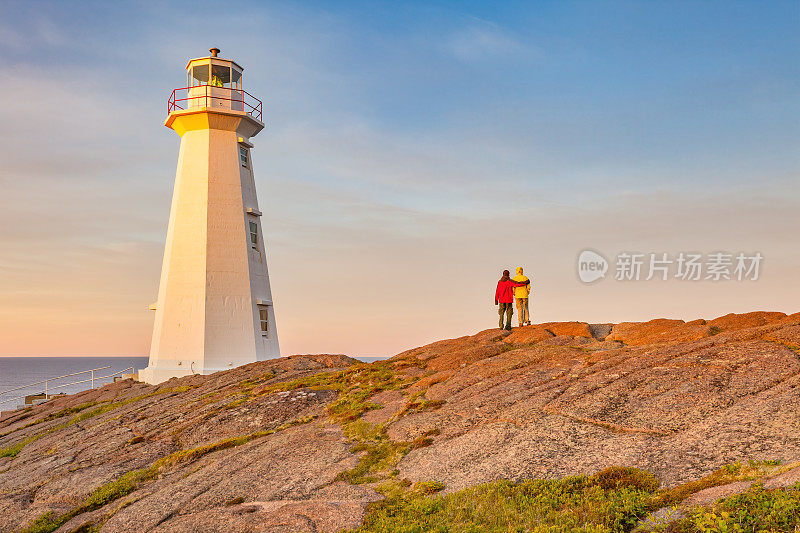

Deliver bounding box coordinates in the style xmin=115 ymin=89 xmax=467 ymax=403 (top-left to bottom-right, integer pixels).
xmin=1 ymin=313 xmax=799 ymax=532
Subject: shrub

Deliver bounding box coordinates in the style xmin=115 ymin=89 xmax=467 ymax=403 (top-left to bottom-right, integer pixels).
xmin=411 ymin=436 xmax=434 ymax=449
xmin=592 ymin=466 xmax=660 ymax=493
xmin=413 ymin=480 xmax=445 ymax=495
xmin=693 ymin=482 xmax=800 ymax=531
xmin=352 ymin=474 xmax=656 ymax=532
xmin=652 ymin=460 xmax=786 ymax=508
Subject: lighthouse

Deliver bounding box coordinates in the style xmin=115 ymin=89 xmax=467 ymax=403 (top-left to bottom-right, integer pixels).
xmin=139 ymin=48 xmax=279 ymax=385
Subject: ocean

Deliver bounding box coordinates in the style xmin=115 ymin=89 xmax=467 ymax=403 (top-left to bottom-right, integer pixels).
xmin=0 ymin=357 xmax=149 ymax=412
xmin=0 ymin=355 xmax=386 ymax=413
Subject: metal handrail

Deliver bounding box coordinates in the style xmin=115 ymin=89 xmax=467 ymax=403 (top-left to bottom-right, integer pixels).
xmin=167 ymin=84 xmax=263 ymax=121
xmin=0 ymin=366 xmax=135 ymax=407
xmin=0 ymin=367 xmax=111 ymax=395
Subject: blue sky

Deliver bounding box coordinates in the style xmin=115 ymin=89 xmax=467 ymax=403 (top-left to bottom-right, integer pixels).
xmin=0 ymin=1 xmax=798 ymax=358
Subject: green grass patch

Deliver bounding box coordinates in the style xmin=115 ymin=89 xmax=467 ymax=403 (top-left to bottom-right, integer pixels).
xmin=343 ymin=420 xmax=386 ymax=442
xmin=264 ymin=361 xmax=430 ymax=487
xmin=337 ymin=417 xmax=421 ymax=485
xmin=413 ymin=480 xmax=445 ymax=495
xmin=0 ymin=435 xmax=36 ymax=458
xmin=691 ymin=482 xmax=800 ymax=531
xmin=391 ymin=358 xmax=424 ymax=370
xmin=2 ymin=386 xmax=197 ymax=459
xmin=352 ymin=467 xmax=657 ymax=532
xmin=642 ymin=482 xmax=800 ymax=532
xmin=594 ymin=465 xmax=660 ymax=493
xmin=651 ymin=460 xmax=785 ymax=508
xmin=394 ymin=391 xmax=446 ymax=420
xmin=336 ymin=424 xmax=439 ymax=486
xmin=411 ymin=436 xmax=434 ymax=449
xmin=375 ymin=478 xmax=413 ymax=498
xmin=336 ymin=439 xmax=412 ymax=485
xmin=239 ymin=371 xmax=276 ymax=392
xmin=66 ymin=387 xmax=194 ymax=425
xmin=20 ymin=466 xmax=158 ymax=532
xmin=224 ymin=397 xmax=248 ymax=409
xmin=19 ymin=511 xmax=63 ymax=533
xmin=0 ymin=401 xmax=101 ymax=440
xmin=260 ymin=369 xmax=349 ymax=394
xmin=35 ymin=401 xmax=100 ymax=424
xmin=257 ymin=361 xmax=413 ymax=424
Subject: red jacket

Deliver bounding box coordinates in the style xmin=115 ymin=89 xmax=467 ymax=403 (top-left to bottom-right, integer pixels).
xmin=495 ymin=279 xmax=529 ymax=304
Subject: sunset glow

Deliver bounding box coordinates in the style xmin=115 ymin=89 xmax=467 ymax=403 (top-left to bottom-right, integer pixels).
xmin=1 ymin=1 xmax=797 ymax=359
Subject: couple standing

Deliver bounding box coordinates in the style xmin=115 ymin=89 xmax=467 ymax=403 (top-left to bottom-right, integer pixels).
xmin=494 ymin=267 xmax=531 ymax=331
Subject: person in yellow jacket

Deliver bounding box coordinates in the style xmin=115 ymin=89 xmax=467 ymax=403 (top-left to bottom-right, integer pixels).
xmin=512 ymin=267 xmax=531 ymax=326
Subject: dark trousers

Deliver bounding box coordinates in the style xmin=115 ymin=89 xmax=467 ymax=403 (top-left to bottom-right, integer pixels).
xmin=498 ymin=302 xmax=513 ymax=329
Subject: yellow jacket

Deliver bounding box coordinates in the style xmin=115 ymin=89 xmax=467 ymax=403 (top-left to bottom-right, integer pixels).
xmin=512 ymin=267 xmax=530 ymax=298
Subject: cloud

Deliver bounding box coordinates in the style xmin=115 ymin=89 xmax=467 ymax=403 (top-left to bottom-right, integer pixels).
xmin=444 ymin=17 xmax=535 ymax=63
xmin=0 ymin=8 xmax=68 ymax=51
xmin=0 ymin=1 xmax=796 ymax=359
xmin=262 ymin=182 xmax=799 ymax=357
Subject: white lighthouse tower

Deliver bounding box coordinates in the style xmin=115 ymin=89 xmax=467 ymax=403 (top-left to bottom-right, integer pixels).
xmin=139 ymin=48 xmax=279 ymax=385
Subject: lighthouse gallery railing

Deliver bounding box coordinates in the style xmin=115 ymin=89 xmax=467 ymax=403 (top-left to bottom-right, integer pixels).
xmin=167 ymin=85 xmax=263 ymax=121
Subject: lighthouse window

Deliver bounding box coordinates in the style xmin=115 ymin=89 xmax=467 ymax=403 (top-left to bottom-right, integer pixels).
xmin=249 ymin=221 xmax=258 ymax=248
xmin=258 ymin=305 xmax=270 ymax=336
xmin=211 ymin=64 xmax=231 ymax=87
xmin=191 ymin=64 xmax=209 ymax=86
xmin=239 ymin=146 xmax=248 ymax=167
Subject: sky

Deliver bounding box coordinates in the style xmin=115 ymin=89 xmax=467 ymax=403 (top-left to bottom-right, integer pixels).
xmin=0 ymin=0 xmax=798 ymax=359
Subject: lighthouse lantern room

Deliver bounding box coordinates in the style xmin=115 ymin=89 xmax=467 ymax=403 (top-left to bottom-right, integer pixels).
xmin=139 ymin=48 xmax=279 ymax=385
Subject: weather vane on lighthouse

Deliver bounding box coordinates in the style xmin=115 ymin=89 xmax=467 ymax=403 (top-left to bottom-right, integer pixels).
xmin=139 ymin=48 xmax=279 ymax=385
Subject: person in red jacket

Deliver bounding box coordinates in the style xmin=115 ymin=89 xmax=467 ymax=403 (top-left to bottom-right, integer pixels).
xmin=495 ymin=270 xmax=531 ymax=331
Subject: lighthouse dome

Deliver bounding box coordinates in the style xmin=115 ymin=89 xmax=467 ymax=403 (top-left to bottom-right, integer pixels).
xmin=165 ymin=48 xmax=263 ymax=118
xmin=186 ymin=48 xmax=244 ymax=91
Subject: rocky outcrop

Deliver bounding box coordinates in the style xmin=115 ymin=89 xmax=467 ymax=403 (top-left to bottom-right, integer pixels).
xmin=0 ymin=355 xmax=373 ymax=533
xmin=1 ymin=312 xmax=798 ymax=532
xmin=392 ymin=312 xmax=800 ymax=492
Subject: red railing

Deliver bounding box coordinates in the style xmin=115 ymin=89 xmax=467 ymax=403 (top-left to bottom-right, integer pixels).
xmin=167 ymin=85 xmax=262 ymax=121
